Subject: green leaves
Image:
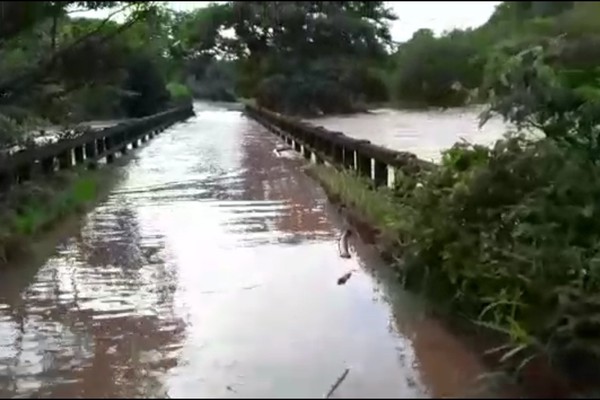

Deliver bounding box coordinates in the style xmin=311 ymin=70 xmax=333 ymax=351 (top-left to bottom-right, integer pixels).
xmin=179 ymin=1 xmax=396 ymax=115
xmin=481 ymin=39 xmax=600 ymax=166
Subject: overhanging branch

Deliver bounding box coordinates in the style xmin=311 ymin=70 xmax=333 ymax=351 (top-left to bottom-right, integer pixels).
xmin=0 ymin=4 xmax=147 ymax=105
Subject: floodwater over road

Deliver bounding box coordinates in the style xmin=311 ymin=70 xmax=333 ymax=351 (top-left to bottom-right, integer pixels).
xmin=309 ymin=106 xmax=509 ymax=163
xmin=0 ymin=102 xmax=506 ymax=398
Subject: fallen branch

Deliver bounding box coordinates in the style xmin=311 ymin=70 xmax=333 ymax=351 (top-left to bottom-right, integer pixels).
xmin=324 ymin=367 xmax=350 ymax=398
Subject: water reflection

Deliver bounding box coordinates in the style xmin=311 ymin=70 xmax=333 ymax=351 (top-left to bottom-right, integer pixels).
xmin=0 ymin=101 xmax=502 ymax=398
xmin=235 ymin=117 xmax=334 ymax=241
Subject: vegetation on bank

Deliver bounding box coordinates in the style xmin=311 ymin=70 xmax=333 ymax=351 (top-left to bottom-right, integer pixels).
xmin=308 ymin=38 xmax=600 ymax=388
xmin=0 ymin=167 xmax=114 ymax=265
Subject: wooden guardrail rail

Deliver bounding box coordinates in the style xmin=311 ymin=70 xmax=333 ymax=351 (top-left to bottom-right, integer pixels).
xmin=244 ymin=103 xmax=435 ymax=188
xmin=0 ymin=103 xmax=194 ymax=193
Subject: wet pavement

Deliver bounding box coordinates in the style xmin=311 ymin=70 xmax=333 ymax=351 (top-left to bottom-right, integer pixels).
xmin=0 ymin=102 xmax=501 ymax=398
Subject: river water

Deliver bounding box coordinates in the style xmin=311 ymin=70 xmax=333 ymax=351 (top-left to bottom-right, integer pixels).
xmin=0 ymin=102 xmax=508 ymax=398
xmin=309 ymin=106 xmax=508 ymax=163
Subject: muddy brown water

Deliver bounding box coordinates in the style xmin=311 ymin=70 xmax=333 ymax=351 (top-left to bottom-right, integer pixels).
xmin=0 ymin=102 xmax=510 ymax=398
xmin=308 ymin=106 xmax=508 ymax=163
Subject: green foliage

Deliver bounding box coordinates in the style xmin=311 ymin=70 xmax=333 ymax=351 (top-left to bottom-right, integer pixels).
xmin=313 ymin=135 xmax=600 ymax=380
xmin=0 ymin=0 xmax=185 ymax=144
xmin=187 ymin=59 xmax=237 ymax=102
xmin=312 ymin=37 xmax=600 ymax=383
xmin=0 ymin=170 xmax=102 ymax=264
xmin=392 ymin=29 xmax=483 ymax=107
xmin=311 ymin=165 xmax=407 ymax=236
xmin=481 ymin=39 xmax=600 ymax=162
xmin=166 ymin=82 xmax=192 ymax=102
xmin=179 ymin=1 xmax=397 ymax=115
xmin=121 ymin=54 xmax=170 ymax=117
xmin=388 ymin=0 xmax=600 ymax=108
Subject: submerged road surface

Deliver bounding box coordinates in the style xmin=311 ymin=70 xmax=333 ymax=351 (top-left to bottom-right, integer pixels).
xmin=0 ymin=102 xmax=502 ymax=398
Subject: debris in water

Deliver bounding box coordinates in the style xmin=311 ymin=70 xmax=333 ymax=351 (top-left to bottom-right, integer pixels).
xmin=338 ymin=229 xmax=352 ymax=259
xmin=226 ymin=385 xmax=237 ymax=393
xmin=324 ymin=367 xmax=350 ymax=398
xmin=273 ymin=144 xmax=293 ymax=157
xmin=337 ymin=272 xmax=353 ymax=285
xmin=241 ymin=284 xmax=261 ymax=291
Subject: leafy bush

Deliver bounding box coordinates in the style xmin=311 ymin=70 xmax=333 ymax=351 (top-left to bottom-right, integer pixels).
xmin=388 ymin=42 xmax=600 ymax=380
xmin=395 ymin=136 xmax=600 ymax=374
xmin=314 ymin=133 xmax=600 ymax=383
xmin=167 ymin=82 xmax=192 ymax=102
xmin=311 ymin=42 xmax=600 ymax=383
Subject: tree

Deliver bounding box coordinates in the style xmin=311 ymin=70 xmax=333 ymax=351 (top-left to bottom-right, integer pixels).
xmin=0 ymin=0 xmax=183 ymax=144
xmin=121 ymin=54 xmax=170 ymax=117
xmin=0 ymin=2 xmax=157 ymax=106
xmin=191 ymin=1 xmax=397 ymax=114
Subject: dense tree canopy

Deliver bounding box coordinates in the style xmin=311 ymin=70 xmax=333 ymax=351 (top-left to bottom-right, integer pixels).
xmin=3 ymin=0 xmax=600 ymax=149
xmin=175 ymin=1 xmax=397 ymax=114
xmin=0 ymin=1 xmax=195 ymax=149
xmin=389 ymin=1 xmax=600 ymax=108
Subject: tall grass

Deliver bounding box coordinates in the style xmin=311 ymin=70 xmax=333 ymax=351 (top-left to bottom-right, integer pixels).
xmin=312 ymin=165 xmax=406 ymax=233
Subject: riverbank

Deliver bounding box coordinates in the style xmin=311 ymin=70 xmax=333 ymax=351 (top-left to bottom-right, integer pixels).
xmin=305 ymin=158 xmax=600 ymax=398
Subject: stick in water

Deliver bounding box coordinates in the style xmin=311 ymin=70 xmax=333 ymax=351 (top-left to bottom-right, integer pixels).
xmin=338 ymin=229 xmax=352 ymax=259
xmin=324 ymin=367 xmax=350 ymax=398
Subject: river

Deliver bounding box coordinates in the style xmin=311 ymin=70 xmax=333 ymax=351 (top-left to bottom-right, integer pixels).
xmin=309 ymin=106 xmax=508 ymax=163
xmin=0 ymin=102 xmax=510 ymax=398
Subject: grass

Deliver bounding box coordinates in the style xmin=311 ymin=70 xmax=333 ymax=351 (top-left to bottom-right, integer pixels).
xmin=0 ymin=167 xmax=114 ymax=265
xmin=310 ymin=165 xmax=401 ymax=231
xmin=308 ymin=164 xmax=418 ymax=265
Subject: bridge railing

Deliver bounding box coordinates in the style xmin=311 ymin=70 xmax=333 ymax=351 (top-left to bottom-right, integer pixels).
xmin=0 ymin=103 xmax=194 ymax=193
xmin=244 ymin=103 xmax=435 ymax=188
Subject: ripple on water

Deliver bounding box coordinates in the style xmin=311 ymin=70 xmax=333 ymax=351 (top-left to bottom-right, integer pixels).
xmin=0 ymin=102 xmax=502 ymax=398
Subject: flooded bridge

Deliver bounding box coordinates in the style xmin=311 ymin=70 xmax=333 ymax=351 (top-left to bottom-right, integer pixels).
xmin=0 ymin=102 xmax=505 ymax=398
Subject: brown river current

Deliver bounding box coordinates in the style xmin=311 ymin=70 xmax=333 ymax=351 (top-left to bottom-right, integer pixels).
xmin=0 ymin=102 xmax=510 ymax=398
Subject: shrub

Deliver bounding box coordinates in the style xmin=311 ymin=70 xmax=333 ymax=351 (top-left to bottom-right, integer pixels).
xmin=383 ymin=135 xmax=600 ymax=380
xmin=167 ymin=82 xmax=192 ymax=102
